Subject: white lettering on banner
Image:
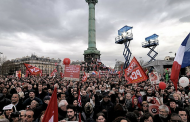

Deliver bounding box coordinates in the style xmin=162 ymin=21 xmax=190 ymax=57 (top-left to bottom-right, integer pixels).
xmin=129 ymin=69 xmax=142 ymax=80
xmin=30 ymin=68 xmax=39 ymax=73
xmin=126 ymin=62 xmax=138 ymax=76
xmin=136 ymin=70 xmax=142 ymax=77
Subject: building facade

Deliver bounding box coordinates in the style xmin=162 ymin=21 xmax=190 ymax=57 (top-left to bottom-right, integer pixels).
xmin=1 ymin=54 xmax=62 ymax=76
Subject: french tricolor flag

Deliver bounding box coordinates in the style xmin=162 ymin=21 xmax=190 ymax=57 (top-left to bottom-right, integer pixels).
xmin=92 ymin=71 xmax=98 ymax=75
xmin=170 ymin=33 xmax=190 ymax=91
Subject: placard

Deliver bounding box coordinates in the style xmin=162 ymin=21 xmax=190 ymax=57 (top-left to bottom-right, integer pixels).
xmin=64 ymin=65 xmax=80 ymax=81
xmin=149 ymin=72 xmax=160 ymax=84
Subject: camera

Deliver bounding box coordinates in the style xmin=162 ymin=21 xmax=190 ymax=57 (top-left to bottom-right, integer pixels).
xmin=10 ymin=112 xmax=20 ymax=118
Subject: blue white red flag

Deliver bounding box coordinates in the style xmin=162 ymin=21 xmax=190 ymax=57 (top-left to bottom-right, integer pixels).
xmin=92 ymin=71 xmax=98 ymax=75
xmin=171 ymin=33 xmax=190 ymax=91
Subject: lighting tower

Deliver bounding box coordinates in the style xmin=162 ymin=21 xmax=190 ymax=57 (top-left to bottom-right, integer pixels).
xmin=142 ymin=34 xmax=159 ymax=63
xmin=115 ymin=25 xmax=133 ymax=69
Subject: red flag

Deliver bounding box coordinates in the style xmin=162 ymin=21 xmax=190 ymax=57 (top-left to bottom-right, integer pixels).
xmin=24 ymin=63 xmax=42 ymax=76
xmin=78 ymin=89 xmax=82 ymax=107
xmin=124 ymin=57 xmax=148 ymax=84
xmin=82 ymin=72 xmax=87 ymax=82
xmin=25 ymin=69 xmax=30 ymax=77
xmin=42 ymin=87 xmax=58 ymax=122
xmin=50 ymin=69 xmax=57 ymax=77
xmin=60 ymin=72 xmax=64 ymax=78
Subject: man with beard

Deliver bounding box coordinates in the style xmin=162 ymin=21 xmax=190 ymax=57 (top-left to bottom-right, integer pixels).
xmin=143 ymin=88 xmax=155 ymax=102
xmin=153 ymin=105 xmax=170 ymax=122
xmin=62 ymin=105 xmax=81 ymax=121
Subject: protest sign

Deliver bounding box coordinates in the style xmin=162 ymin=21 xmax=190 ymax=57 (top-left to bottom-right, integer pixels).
xmin=149 ymin=72 xmax=160 ymax=84
xmin=64 ymin=65 xmax=80 ymax=81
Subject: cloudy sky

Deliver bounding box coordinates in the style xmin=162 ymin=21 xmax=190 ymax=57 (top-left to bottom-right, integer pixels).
xmin=0 ymin=0 xmax=190 ymax=68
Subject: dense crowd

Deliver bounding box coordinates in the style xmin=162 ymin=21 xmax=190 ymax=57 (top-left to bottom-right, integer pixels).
xmin=0 ymin=73 xmax=189 ymax=122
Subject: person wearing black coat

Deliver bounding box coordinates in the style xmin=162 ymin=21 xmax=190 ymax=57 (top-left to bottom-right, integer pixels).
xmin=142 ymin=88 xmax=155 ymax=102
xmin=81 ymin=91 xmax=90 ymax=109
xmin=11 ymin=93 xmax=24 ymax=111
xmin=23 ymin=90 xmax=43 ymax=108
xmin=99 ymin=92 xmax=114 ymax=122
xmin=0 ymin=93 xmax=11 ymax=115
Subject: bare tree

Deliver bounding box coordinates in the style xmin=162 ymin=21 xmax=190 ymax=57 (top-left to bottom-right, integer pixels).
xmin=0 ymin=54 xmax=7 ymax=65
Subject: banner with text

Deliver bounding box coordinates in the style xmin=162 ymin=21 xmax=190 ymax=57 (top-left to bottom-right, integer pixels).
xmin=64 ymin=65 xmax=80 ymax=81
xmin=124 ymin=57 xmax=148 ymax=84
xmin=24 ymin=63 xmax=42 ymax=76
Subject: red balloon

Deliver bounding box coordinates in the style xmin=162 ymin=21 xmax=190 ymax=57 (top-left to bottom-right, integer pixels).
xmin=63 ymin=58 xmax=70 ymax=65
xmin=159 ymin=82 xmax=166 ymax=90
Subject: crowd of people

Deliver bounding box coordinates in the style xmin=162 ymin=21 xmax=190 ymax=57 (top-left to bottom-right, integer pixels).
xmin=0 ymin=72 xmax=189 ymax=122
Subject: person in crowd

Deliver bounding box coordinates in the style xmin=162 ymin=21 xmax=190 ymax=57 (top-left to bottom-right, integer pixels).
xmin=11 ymin=93 xmax=24 ymax=111
xmin=141 ymin=101 xmax=149 ymax=114
xmin=125 ymin=112 xmax=138 ymax=122
xmin=113 ymin=116 xmax=131 ymax=122
xmin=35 ymin=84 xmax=46 ymax=101
xmin=140 ymin=113 xmax=153 ymax=122
xmin=178 ymin=108 xmax=188 ymax=122
xmin=81 ymin=102 xmax=95 ymax=122
xmin=99 ymin=92 xmax=114 ymax=122
xmin=62 ymin=104 xmax=80 ymax=121
xmin=130 ymin=97 xmax=141 ymax=112
xmin=170 ymin=99 xmax=180 ymax=114
xmin=143 ymin=88 xmax=155 ymax=102
xmin=19 ymin=110 xmax=26 ymax=122
xmin=173 ymin=93 xmax=183 ymax=108
xmin=3 ymin=104 xmax=15 ymax=120
xmin=58 ymin=100 xmax=68 ymax=121
xmin=81 ymin=91 xmax=90 ymax=109
xmin=2 ymin=88 xmax=11 ymax=99
xmin=153 ymin=105 xmax=170 ymax=122
xmin=0 ymin=93 xmax=11 ymax=115
xmin=96 ymin=112 xmax=106 ymax=122
xmin=25 ymin=109 xmax=35 ymax=122
xmin=23 ymin=90 xmax=43 ymax=108
xmin=125 ymin=93 xmax=132 ymax=110
xmin=169 ymin=113 xmax=183 ymax=122
xmin=57 ymin=93 xmax=66 ymax=103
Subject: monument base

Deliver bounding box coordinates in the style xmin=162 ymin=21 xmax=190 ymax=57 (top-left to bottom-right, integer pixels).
xmin=83 ymin=49 xmax=100 ymax=63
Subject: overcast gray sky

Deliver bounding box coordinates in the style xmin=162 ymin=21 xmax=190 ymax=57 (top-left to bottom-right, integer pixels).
xmin=0 ymin=0 xmax=190 ymax=68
